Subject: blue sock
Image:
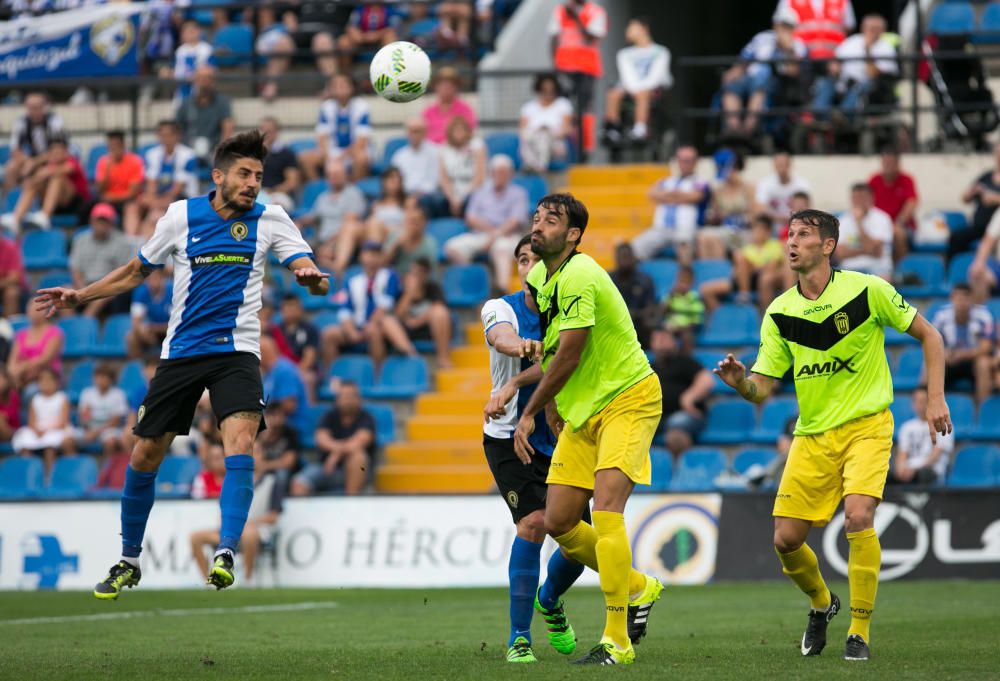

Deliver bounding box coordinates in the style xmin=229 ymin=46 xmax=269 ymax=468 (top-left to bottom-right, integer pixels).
xmin=508 ymin=536 xmax=542 ymax=647
xmin=538 ymin=548 xmax=585 ymax=611
xmin=120 ymin=466 xmax=158 ymax=562
xmin=218 ymin=454 xmax=255 ymax=553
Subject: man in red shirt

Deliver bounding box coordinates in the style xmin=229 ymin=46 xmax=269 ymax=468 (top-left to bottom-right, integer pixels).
xmin=549 ymin=0 xmax=607 ymax=156
xmin=0 ymin=234 xmax=27 ymax=317
xmin=96 ymin=130 xmax=145 ymax=234
xmin=868 ymin=147 xmax=918 ymax=261
xmin=1 ymin=135 xmax=90 ymax=233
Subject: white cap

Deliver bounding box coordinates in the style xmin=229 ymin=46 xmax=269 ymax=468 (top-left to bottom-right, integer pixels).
xmin=773 ymin=7 xmax=799 ymax=27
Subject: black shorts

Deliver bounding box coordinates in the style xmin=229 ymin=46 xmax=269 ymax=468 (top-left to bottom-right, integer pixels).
xmin=484 ymin=434 xmax=551 ymax=523
xmin=945 ymin=359 xmax=975 ymax=388
xmin=133 ymin=351 xmax=266 ymax=439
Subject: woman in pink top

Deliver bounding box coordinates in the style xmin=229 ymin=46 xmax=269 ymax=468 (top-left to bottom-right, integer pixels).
xmin=8 ymin=304 xmax=64 ymax=388
xmin=422 ymin=67 xmax=478 ymax=144
xmin=0 ymin=367 xmax=21 ymax=443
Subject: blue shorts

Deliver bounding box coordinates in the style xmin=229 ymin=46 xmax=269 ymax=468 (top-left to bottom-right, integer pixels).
xmin=988 ymin=257 xmax=1000 ymax=285
xmin=665 ymin=410 xmax=705 ymax=437
xmin=723 ymin=71 xmax=773 ymax=98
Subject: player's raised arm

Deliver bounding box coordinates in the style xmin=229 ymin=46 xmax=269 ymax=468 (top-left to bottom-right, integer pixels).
xmin=35 ymin=256 xmax=150 ymax=317
xmin=487 ymin=321 xmax=543 ymax=361
xmin=714 ymin=353 xmax=776 ymax=404
xmin=905 ymin=313 xmax=953 ymax=441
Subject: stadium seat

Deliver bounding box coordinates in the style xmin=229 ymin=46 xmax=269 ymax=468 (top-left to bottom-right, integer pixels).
xmin=38 ymin=270 xmax=72 ymax=290
xmin=212 ymin=24 xmax=254 ymax=67
xmin=928 ymin=3 xmax=976 ymax=34
xmin=93 ymin=314 xmax=132 ymax=358
xmin=943 ymin=210 xmax=969 ymax=233
xmin=733 ymin=448 xmax=775 ymax=476
xmin=3 ymin=187 xmax=23 ymax=213
xmin=893 ymin=347 xmax=924 ymax=391
xmin=644 ymin=447 xmax=673 ymax=492
xmin=86 ymin=143 xmax=107 ymax=180
xmin=442 ymin=265 xmax=489 ymax=307
xmin=693 ymin=259 xmax=732 ymax=288
xmin=356 ymin=176 xmax=382 ymax=201
xmin=380 ymin=136 xmax=407 ymax=171
xmin=9 ymin=314 xmax=28 ymax=334
xmin=156 ymin=456 xmax=202 ymax=499
xmin=22 ymin=230 xmax=67 ymax=270
xmin=698 ymin=399 xmax=755 ymax=445
xmin=364 ymin=356 xmax=429 ymax=399
xmin=406 ymin=17 xmax=441 ymax=40
xmin=947 ymin=445 xmax=1000 ymax=486
xmin=947 ymin=392 xmax=976 ymax=439
xmin=0 ymin=457 xmax=44 ymax=499
xmin=365 ymin=402 xmax=396 ymax=447
xmin=947 ymin=252 xmax=976 ymax=286
xmin=58 ymin=316 xmax=99 ymax=358
xmin=426 ymin=218 xmax=467 ymax=260
xmin=884 ymin=325 xmax=919 ymax=346
xmin=67 ymin=360 xmax=95 ymax=403
xmin=513 ymin=174 xmax=547 ymax=213
xmin=326 ymin=355 xmax=376 ymax=390
xmin=639 ymin=259 xmax=678 ymax=300
xmin=118 ymin=360 xmax=146 ymax=397
xmin=889 ymin=398 xmax=915 ymax=433
xmin=693 ymin=350 xmax=731 ymax=395
xmin=984 ymin=297 xmax=1000 ymax=323
xmin=669 ymin=447 xmax=727 ymax=491
xmin=975 ymin=2 xmax=1000 ymax=42
xmin=312 ymin=310 xmax=341 ymax=332
xmin=288 ymin=138 xmax=317 ymax=154
xmin=298 ymin=179 xmax=327 ymax=214
xmin=42 ymin=456 xmax=98 ymax=499
xmin=896 ymin=254 xmax=948 ymax=298
xmin=0 ymin=144 xmax=9 ymax=167
xmin=299 ymin=404 xmax=330 ymax=449
xmin=970 ymin=395 xmax=1000 ymax=440
xmin=699 ymin=303 xmax=758 ymax=347
xmin=485 ymin=132 xmax=521 ymax=169
xmin=751 ymin=396 xmax=798 ymax=443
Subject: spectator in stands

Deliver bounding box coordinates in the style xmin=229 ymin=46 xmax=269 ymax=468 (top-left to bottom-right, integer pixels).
xmin=423 ymin=67 xmax=478 ymax=146
xmin=437 ymin=0 xmax=473 ymax=46
xmin=869 ymin=147 xmax=917 ymax=261
xmin=95 ymin=131 xmax=145 ymax=235
xmin=754 ymin=151 xmax=811 ymax=231
xmin=176 ymin=65 xmax=234 ymax=162
xmin=11 ymin=367 xmax=73 ymax=477
xmin=384 ymin=197 xmax=439 ymax=278
xmin=304 ymin=74 xmax=372 ymax=182
xmin=721 ymin=9 xmax=806 ymax=137
xmin=254 ymin=9 xmax=297 ymax=101
xmin=7 ymin=303 xmax=63 ymax=390
xmin=969 ymin=208 xmax=1000 ymax=302
xmin=932 ymin=283 xmax=995 ymax=404
xmin=549 ymin=0 xmax=607 ymax=158
xmin=631 ymin=146 xmax=710 ymax=265
xmin=610 ymin=242 xmax=657 ymax=349
xmin=299 ymin=158 xmax=367 ymax=275
xmin=76 ymin=363 xmax=128 ymax=458
xmin=337 ymin=1 xmax=402 ymax=72
xmin=191 ymin=442 xmax=226 ymax=499
xmin=139 ymin=120 xmax=198 ymax=237
xmin=439 ymin=116 xmax=487 ymax=218
xmin=662 ymin=264 xmax=704 ymax=348
xmin=520 ymin=74 xmax=573 ymax=174
xmin=278 ymin=294 xmax=320 ymax=394
xmin=366 ymin=167 xmax=407 ymax=241
xmin=291 ymin=381 xmax=375 ymax=496
xmin=602 ymin=16 xmax=672 ymax=146
xmin=122 ymin=356 xmax=158 ymax=453
xmin=163 ymin=19 xmax=214 ymax=103
xmin=254 ymin=403 xmax=300 ymax=495
xmin=259 ymin=117 xmax=302 ymax=213
xmin=892 ymin=388 xmax=955 ymax=485
xmin=650 ymin=329 xmax=715 ymax=459
xmin=2 ymin=135 xmax=90 ymax=233
xmin=127 ymin=268 xmax=172 ymax=358
xmin=777 ymin=0 xmax=855 ymax=59
xmin=294 ymin=1 xmax=352 ymax=81
xmin=836 ymin=182 xmax=894 ymax=280
xmin=956 ymin=141 xmax=1000 ymax=259
xmin=260 ymin=335 xmax=310 ymax=439
xmin=70 ymin=203 xmax=135 ymax=318
xmin=391 ymin=117 xmax=442 ymax=212
xmin=0 ymin=233 xmax=27 ymax=316
xmin=746 ymin=415 xmax=794 ymax=489
xmin=0 ymin=367 xmax=21 ymax=446
xmin=394 ymin=257 xmax=453 ymax=368
xmin=706 ymin=149 xmax=752 ymax=236
xmin=701 ymin=214 xmax=785 ymax=311
xmin=3 ymin=92 xmax=64 ymax=193
xmin=812 ymin=13 xmax=897 ymax=125
xmin=445 ymin=155 xmax=528 ymax=292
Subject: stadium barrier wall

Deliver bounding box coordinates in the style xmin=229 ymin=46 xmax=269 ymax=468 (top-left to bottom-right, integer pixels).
xmin=1 ymin=491 xmax=995 ymax=590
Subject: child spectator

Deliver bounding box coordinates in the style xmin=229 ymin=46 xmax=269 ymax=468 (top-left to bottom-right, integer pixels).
xmin=11 ymin=367 xmax=73 ymax=476
xmin=700 ymin=215 xmax=784 ymax=311
xmin=95 ymin=130 xmax=145 ymax=234
xmin=662 ymin=265 xmax=704 ymax=348
xmin=164 ymin=19 xmax=214 ymax=103
xmin=127 ymin=268 xmax=173 ymax=358
xmin=77 ymin=363 xmax=129 ymax=457
xmin=0 ymin=233 xmax=27 ymax=317
xmin=603 ymin=16 xmax=672 ymax=145
xmin=439 ymin=116 xmax=487 ymax=218
xmin=520 ymin=74 xmax=573 ymax=174
xmin=0 ymin=367 xmax=21 ymax=445
xmin=892 ymin=388 xmax=955 ymax=485
xmin=307 ymin=74 xmax=372 ymax=181
xmin=394 ymin=257 xmax=453 ymax=368
xmin=8 ymin=304 xmax=63 ymax=389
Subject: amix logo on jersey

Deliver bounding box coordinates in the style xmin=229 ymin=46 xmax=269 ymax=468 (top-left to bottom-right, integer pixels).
xmin=191 ymin=253 xmax=252 ymax=267
xmin=803 ymin=304 xmax=833 ymax=315
xmin=796 ymin=353 xmax=858 ymax=379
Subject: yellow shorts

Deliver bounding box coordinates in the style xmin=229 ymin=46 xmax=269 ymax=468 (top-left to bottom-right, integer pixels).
xmin=546 ymin=373 xmax=662 ymax=490
xmin=774 ymin=409 xmax=893 ymax=527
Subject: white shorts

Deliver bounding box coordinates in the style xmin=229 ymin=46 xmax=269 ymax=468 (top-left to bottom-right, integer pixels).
xmin=12 ymin=426 xmax=76 ymax=452
xmin=631 ymin=226 xmax=694 ymax=260
xmin=444 ymin=232 xmax=522 ymax=263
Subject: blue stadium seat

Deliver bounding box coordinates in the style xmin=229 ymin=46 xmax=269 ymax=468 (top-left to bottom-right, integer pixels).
xmin=212 ymin=23 xmax=254 ymax=67
xmin=669 ymin=447 xmax=727 ymax=491
xmin=58 ymin=317 xmax=98 ymax=358
xmin=86 ymin=143 xmax=107 ymax=180
xmin=298 ymin=179 xmax=327 ymax=214
xmin=693 ymin=259 xmax=732 ymax=288
xmin=356 ymin=176 xmax=382 ymax=201
xmin=365 ymin=402 xmax=396 ymax=447
xmin=42 ymin=456 xmax=98 ymax=499
xmin=426 ymin=218 xmax=467 ymax=260
xmin=975 ymin=2 xmax=1000 ymax=42
xmin=733 ymin=448 xmax=776 ymax=475
xmin=299 ymin=404 xmax=330 ymax=449
xmin=693 ymin=350 xmax=731 ymax=395
xmin=38 ymin=270 xmax=72 ymax=290
xmin=381 ymin=136 xmax=408 ymax=171
xmin=947 ymin=392 xmax=976 ymax=439
xmin=93 ymin=314 xmax=132 ymax=358
xmin=22 ymin=230 xmax=67 ymax=270
xmin=0 ymin=457 xmax=44 ymax=499
xmin=971 ymin=395 xmax=1000 ymax=440
xmin=698 ymin=399 xmax=755 ymax=445
xmin=156 ymin=456 xmax=202 ymax=499
xmin=923 ymin=299 xmax=949 ymax=324
xmin=947 ymin=445 xmax=1000 ymax=486
xmin=897 ymin=254 xmax=948 ymax=298
xmin=751 ymin=396 xmax=798 ymax=443
xmin=67 ymin=360 xmax=95 ymax=403
xmin=312 ymin=310 xmax=341 ymax=331
xmin=288 ymin=138 xmax=317 ymax=154
xmin=884 ymin=325 xmax=919 ymax=346
xmin=9 ymin=314 xmax=28 ymax=334
xmin=699 ymin=303 xmax=758 ymax=347
xmin=893 ymin=347 xmax=924 ymax=391
xmin=485 ymin=132 xmax=521 ymax=169
xmin=889 ymin=397 xmax=915 ymax=434
xmin=643 ymin=447 xmax=673 ymax=492
xmin=443 ymin=264 xmax=489 ymax=307
xmin=0 ymin=144 xmax=9 ymax=167
xmin=943 ymin=210 xmax=969 ymax=233
xmin=319 ymin=354 xmax=375 ymax=400
xmin=984 ymin=297 xmax=1000 ymax=323
xmin=513 ymin=174 xmax=547 ymax=212
xmin=4 ymin=187 xmax=23 ymax=213
xmin=364 ymin=356 xmax=429 ymax=399
xmin=118 ymin=360 xmax=146 ymax=398
xmin=406 ymin=17 xmax=441 ymax=40
xmin=638 ymin=259 xmax=678 ymax=300
xmin=947 ymin=252 xmax=976 ymax=286
xmin=929 ymin=3 xmax=976 ymax=34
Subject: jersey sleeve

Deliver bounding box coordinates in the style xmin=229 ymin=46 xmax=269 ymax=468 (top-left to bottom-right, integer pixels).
xmin=266 ymin=206 xmax=314 ymax=267
xmin=138 ymin=203 xmax=180 ymax=268
xmin=481 ymin=298 xmax=516 ymax=344
xmin=355 ymin=100 xmax=372 ymax=139
xmin=315 ymin=102 xmax=332 ymax=136
xmin=556 ymin=263 xmax=597 ymax=331
xmin=752 ymin=312 xmax=793 ymax=379
xmin=869 ymin=275 xmax=918 ymax=333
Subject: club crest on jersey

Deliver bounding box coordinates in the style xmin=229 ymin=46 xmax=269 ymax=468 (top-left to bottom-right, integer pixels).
xmin=230 ymin=222 xmax=248 ymax=241
xmin=834 ymin=311 xmax=850 ymax=335
xmin=506 ymin=491 xmax=519 ymax=509
xmin=136 ymin=406 xmax=145 ymax=423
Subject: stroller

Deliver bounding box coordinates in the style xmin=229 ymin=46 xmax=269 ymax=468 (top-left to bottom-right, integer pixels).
xmin=921 ymin=33 xmax=999 ymax=150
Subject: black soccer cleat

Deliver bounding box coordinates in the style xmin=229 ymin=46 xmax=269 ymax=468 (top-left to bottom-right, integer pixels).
xmin=94 ymin=560 xmax=142 ymax=600
xmin=801 ymin=592 xmax=841 ymax=656
xmin=844 ymin=634 xmax=871 ymax=661
xmin=627 ymin=576 xmax=664 ymax=644
xmin=572 ymin=642 xmax=634 ymax=665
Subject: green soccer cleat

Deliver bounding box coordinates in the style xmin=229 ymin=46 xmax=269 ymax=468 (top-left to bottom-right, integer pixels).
xmin=206 ymin=551 xmax=235 ymax=590
xmin=534 ymin=589 xmax=577 ymax=654
xmin=628 ymin=575 xmax=664 ymax=644
xmin=93 ymin=560 xmax=141 ymax=601
xmin=505 ymin=637 xmax=537 ymax=663
xmin=573 ymin=640 xmax=635 ymax=666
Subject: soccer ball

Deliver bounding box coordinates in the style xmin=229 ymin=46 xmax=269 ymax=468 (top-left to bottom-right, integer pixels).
xmin=370 ymin=41 xmax=432 ymax=103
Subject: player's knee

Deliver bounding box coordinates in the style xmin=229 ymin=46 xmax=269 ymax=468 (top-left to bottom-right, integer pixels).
xmin=544 ymin=508 xmax=576 ymax=538
xmin=843 ymin=505 xmax=875 ymax=533
xmin=131 ymin=437 xmax=168 ymax=472
xmin=517 ymin=511 xmax=546 ymax=543
xmin=773 ymin=530 xmax=802 ymax=554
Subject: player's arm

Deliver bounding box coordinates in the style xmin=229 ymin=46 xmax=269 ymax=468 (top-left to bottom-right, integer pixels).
xmin=906 ymin=313 xmax=952 ymax=441
xmin=487 ymin=322 xmax=544 ymax=360
xmin=714 ymin=353 xmax=777 ymax=404
xmin=484 ymin=363 xmax=543 ymax=423
xmin=286 ymin=255 xmax=330 ymax=296
xmin=35 ymin=257 xmax=150 ymax=317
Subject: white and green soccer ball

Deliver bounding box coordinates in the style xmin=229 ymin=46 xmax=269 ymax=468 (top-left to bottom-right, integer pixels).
xmin=369 ymin=41 xmax=432 ymax=103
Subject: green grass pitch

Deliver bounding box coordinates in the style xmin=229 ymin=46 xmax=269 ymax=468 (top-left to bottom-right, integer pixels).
xmin=2 ymin=581 xmax=998 ymax=680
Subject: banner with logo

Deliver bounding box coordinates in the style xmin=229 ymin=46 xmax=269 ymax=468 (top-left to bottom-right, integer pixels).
xmin=0 ymin=493 xmax=722 ymax=590
xmin=0 ymin=4 xmax=145 ymax=83
xmin=716 ymin=490 xmax=1000 ymax=581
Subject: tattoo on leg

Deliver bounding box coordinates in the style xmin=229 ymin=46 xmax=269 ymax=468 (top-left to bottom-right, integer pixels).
xmin=226 ymin=411 xmax=262 ymax=422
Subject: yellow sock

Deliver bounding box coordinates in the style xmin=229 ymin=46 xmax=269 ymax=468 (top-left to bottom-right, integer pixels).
xmin=847 ymin=528 xmax=879 ymax=643
xmin=776 ymin=543 xmax=832 ymax=611
xmin=553 ymin=520 xmax=646 ymax=596
xmin=592 ymin=510 xmax=632 ymax=650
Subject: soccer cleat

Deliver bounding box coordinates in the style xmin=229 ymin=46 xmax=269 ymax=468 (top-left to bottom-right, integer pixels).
xmin=573 ymin=640 xmax=635 ymax=666
xmin=627 ymin=575 xmax=664 ymax=644
xmin=844 ymin=634 xmax=871 ymax=661
xmin=801 ymin=592 xmax=841 ymax=656
xmin=93 ymin=560 xmax=141 ymax=600
xmin=206 ymin=551 xmax=235 ymax=590
xmin=534 ymin=589 xmax=577 ymax=654
xmin=505 ymin=637 xmax=537 ymax=663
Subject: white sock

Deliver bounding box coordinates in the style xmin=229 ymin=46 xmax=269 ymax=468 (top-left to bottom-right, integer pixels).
xmin=120 ymin=555 xmax=139 ymax=568
xmin=214 ymin=547 xmax=234 ymax=559
xmin=631 ymin=122 xmax=648 ymax=137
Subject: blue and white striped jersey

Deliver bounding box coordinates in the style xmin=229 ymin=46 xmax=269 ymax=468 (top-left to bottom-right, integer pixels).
xmin=144 ymin=143 xmax=199 ymax=198
xmin=138 ymin=194 xmax=313 ymax=360
xmin=335 ymin=268 xmax=401 ymax=327
xmin=316 ymin=98 xmax=372 ymax=151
